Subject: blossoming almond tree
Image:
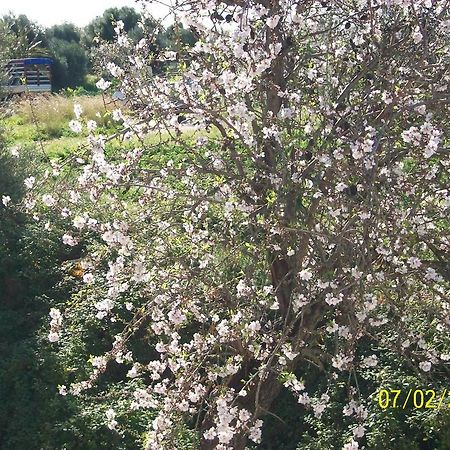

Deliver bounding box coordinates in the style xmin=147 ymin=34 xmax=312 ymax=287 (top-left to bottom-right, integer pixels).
xmin=24 ymin=0 xmax=450 ymax=448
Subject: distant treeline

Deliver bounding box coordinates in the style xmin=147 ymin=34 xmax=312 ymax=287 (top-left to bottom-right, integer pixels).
xmin=0 ymin=7 xmax=196 ymax=91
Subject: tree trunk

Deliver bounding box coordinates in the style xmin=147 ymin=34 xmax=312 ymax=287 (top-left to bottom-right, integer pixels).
xmin=199 ymin=371 xmax=282 ymax=450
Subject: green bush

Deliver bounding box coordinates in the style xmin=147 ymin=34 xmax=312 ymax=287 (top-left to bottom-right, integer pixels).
xmin=49 ymin=39 xmax=89 ymax=91
xmin=0 ymin=138 xmax=148 ymax=449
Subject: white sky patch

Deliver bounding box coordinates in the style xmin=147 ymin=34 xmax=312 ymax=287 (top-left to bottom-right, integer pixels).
xmin=0 ymin=0 xmax=169 ymax=27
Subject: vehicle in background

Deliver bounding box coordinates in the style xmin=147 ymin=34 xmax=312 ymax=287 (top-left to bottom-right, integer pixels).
xmin=1 ymin=57 xmax=53 ymax=94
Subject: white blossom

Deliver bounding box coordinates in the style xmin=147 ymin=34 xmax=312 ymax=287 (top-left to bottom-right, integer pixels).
xmin=42 ymin=194 xmax=56 ymax=207
xmin=96 ymin=78 xmax=111 ymax=90
xmin=24 ymin=176 xmax=36 ymax=189
xmin=2 ymin=195 xmax=11 ymax=206
xmin=69 ymin=120 xmax=82 ymax=134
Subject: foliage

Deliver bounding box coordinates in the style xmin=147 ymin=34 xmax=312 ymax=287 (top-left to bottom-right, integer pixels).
xmin=0 ymin=135 xmax=65 ymax=449
xmin=46 ymin=24 xmax=89 ymax=90
xmin=82 ymin=7 xmax=142 ymax=47
xmin=0 ymin=112 xmax=161 ymax=449
xmin=6 ymin=1 xmax=450 ymax=450
xmin=160 ymin=24 xmax=197 ymax=50
xmin=14 ymin=94 xmax=112 ymax=138
xmin=47 ymin=23 xmax=82 ymax=44
xmin=0 ymin=13 xmax=47 ymax=58
xmin=50 ymin=40 xmax=89 ymax=90
xmin=1 ymin=8 xmax=196 ymax=92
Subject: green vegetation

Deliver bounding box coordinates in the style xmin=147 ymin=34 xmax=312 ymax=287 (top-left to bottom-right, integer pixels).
xmin=2 ymin=94 xmax=217 ymax=160
xmin=0 ymin=103 xmax=196 ymax=449
xmin=0 ymin=136 xmax=79 ymax=449
xmin=0 ymin=7 xmax=196 ymax=92
xmin=1 ymin=4 xmax=449 ymax=450
xmin=2 ymin=95 xmax=108 ymax=158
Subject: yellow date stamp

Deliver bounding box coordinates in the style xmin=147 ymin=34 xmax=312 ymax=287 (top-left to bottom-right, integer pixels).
xmin=378 ymin=389 xmax=450 ymax=410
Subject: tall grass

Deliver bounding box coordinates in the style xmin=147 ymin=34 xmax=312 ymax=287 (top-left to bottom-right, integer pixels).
xmin=15 ymin=94 xmax=113 ymax=138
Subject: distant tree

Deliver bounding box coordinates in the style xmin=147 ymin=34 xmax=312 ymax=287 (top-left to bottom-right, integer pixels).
xmin=0 ymin=14 xmax=47 ymax=58
xmin=83 ymin=6 xmax=141 ymax=47
xmin=45 ymin=24 xmax=88 ymax=90
xmin=127 ymin=14 xmax=166 ymax=48
xmin=0 ymin=19 xmax=15 ymax=88
xmin=47 ymin=23 xmax=81 ymax=44
xmin=161 ymin=23 xmax=197 ymax=50
xmin=48 ymin=39 xmax=89 ymax=90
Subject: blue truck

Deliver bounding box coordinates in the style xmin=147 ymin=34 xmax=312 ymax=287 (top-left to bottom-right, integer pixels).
xmin=2 ymin=57 xmax=53 ymax=94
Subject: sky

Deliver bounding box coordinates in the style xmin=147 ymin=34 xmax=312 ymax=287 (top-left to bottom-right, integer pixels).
xmin=0 ymin=0 xmax=169 ymax=28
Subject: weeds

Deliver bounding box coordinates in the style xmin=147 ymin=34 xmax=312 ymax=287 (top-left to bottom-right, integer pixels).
xmin=14 ymin=94 xmax=112 ymax=139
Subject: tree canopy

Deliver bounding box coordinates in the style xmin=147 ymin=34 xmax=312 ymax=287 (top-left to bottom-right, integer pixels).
xmin=82 ymin=6 xmax=143 ymax=47
xmin=18 ymin=1 xmax=450 ymax=449
xmin=2 ymin=1 xmax=450 ymax=449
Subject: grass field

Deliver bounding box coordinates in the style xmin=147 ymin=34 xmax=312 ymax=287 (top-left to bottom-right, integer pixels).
xmin=3 ymin=94 xmax=218 ymax=160
xmin=2 ymin=95 xmax=109 ymax=158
